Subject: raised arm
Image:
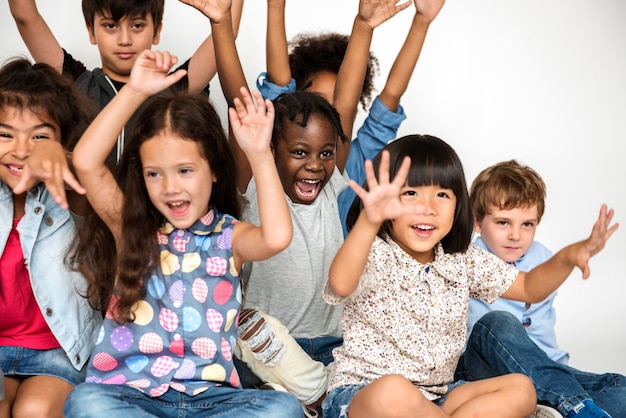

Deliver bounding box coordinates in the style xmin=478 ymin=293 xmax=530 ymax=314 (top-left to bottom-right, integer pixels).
xmin=333 ymin=0 xmax=412 ymax=173
xmin=8 ymin=0 xmax=64 ymax=72
xmin=229 ymin=88 xmax=292 ymax=265
xmin=329 ymin=151 xmax=414 ymax=296
xmin=265 ymin=0 xmax=291 ymax=87
xmin=180 ymin=0 xmax=244 ymax=93
xmin=503 ymin=204 xmax=619 ymax=303
xmin=378 ymin=0 xmax=444 ymax=112
xmin=72 ymin=50 xmax=186 ymax=241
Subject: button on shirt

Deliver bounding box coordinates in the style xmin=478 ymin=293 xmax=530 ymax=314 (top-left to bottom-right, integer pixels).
xmin=86 ymin=209 xmax=242 ymax=397
xmin=323 ymin=235 xmax=518 ymax=400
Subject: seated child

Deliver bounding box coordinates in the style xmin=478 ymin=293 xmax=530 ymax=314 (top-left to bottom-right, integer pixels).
xmin=322 ymin=135 xmax=617 ymax=417
xmin=0 ymin=57 xmax=101 ymax=418
xmin=456 ymin=159 xmax=626 ymax=418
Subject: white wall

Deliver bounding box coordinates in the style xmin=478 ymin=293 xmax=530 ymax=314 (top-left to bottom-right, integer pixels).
xmin=2 ymin=0 xmax=624 ymax=375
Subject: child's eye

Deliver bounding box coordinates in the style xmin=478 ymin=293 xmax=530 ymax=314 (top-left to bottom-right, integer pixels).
xmin=522 ymin=222 xmax=536 ymax=228
xmin=320 ymin=150 xmax=335 ymax=158
xmin=145 ymin=171 xmax=160 ymax=178
xmin=32 ymin=134 xmax=51 ymax=141
xmin=496 ymin=220 xmax=509 ymax=226
xmin=131 ymin=23 xmax=145 ymax=30
xmin=402 ymin=190 xmax=417 ymax=196
xmin=179 ymin=168 xmax=192 ymax=175
xmin=437 ymin=191 xmax=450 ymax=198
xmin=292 ymin=150 xmax=306 ymax=157
xmin=0 ymin=133 xmax=12 ymax=140
xmin=103 ymin=23 xmax=117 ymax=30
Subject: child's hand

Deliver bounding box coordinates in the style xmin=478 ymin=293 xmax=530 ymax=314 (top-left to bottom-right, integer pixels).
xmin=126 ymin=50 xmax=187 ymax=97
xmin=576 ymin=204 xmax=619 ymax=279
xmin=351 ymin=150 xmax=414 ymax=224
xmin=179 ymin=0 xmax=232 ymax=23
xmin=228 ymin=87 xmax=275 ymax=157
xmin=13 ymin=141 xmax=85 ymax=210
xmin=414 ymin=0 xmax=445 ymax=23
xmin=358 ymin=0 xmax=412 ymax=29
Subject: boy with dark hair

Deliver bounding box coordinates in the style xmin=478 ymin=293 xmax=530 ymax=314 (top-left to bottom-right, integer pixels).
xmin=8 ymin=0 xmax=243 ymax=164
xmin=456 ymin=159 xmax=626 ymax=418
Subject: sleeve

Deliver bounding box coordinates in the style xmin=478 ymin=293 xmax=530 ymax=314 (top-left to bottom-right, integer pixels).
xmin=62 ymin=49 xmax=87 ymax=81
xmin=169 ymin=58 xmax=211 ymax=97
xmin=256 ymin=72 xmax=296 ymax=101
xmin=466 ymin=245 xmax=518 ymax=304
xmin=323 ymin=236 xmax=391 ymax=305
xmin=338 ymin=97 xmax=407 ymax=236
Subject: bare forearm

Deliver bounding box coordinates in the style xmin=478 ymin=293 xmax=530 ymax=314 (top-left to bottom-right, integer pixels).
xmin=328 ymin=211 xmax=379 ymax=297
xmin=266 ymin=0 xmax=291 ymax=86
xmin=211 ymin=13 xmax=248 ymax=106
xmin=379 ymin=15 xmax=430 ymax=112
xmin=9 ymin=0 xmax=63 ymax=71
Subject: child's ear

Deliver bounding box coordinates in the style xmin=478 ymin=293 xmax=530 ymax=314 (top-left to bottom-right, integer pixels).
xmin=86 ymin=25 xmax=97 ymax=45
xmin=152 ymin=23 xmax=163 ymax=45
xmin=473 ymin=218 xmax=482 ymax=234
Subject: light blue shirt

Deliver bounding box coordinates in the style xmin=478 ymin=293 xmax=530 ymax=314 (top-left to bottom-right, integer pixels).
xmin=0 ymin=182 xmax=101 ymax=370
xmin=256 ymin=73 xmax=407 ymax=237
xmin=468 ymin=236 xmax=569 ymax=364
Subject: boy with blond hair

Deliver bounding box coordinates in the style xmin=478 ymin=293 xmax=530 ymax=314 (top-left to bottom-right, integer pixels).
xmin=457 ymin=159 xmax=625 ymax=417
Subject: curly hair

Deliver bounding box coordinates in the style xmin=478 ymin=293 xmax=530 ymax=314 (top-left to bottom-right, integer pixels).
xmin=0 ymin=57 xmax=95 ymax=150
xmin=288 ymin=32 xmax=379 ymax=111
xmin=272 ymin=90 xmax=349 ymax=148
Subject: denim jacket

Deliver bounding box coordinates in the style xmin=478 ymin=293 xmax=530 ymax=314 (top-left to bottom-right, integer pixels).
xmin=0 ymin=183 xmax=101 ymax=370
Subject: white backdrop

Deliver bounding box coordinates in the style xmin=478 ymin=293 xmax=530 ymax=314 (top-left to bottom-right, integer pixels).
xmin=1 ymin=0 xmax=624 ymax=374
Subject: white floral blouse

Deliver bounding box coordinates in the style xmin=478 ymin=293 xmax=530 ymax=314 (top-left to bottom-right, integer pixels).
xmin=323 ymin=234 xmax=518 ymax=400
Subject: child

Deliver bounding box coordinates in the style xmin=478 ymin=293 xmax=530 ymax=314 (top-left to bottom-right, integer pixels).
xmin=62 ymin=49 xmax=301 ymax=417
xmin=323 ymin=135 xmax=617 ymax=417
xmin=0 ymin=58 xmax=101 ymax=418
xmin=8 ymin=0 xmax=243 ymax=164
xmin=455 ymin=160 xmax=626 ymax=418
xmin=258 ymin=0 xmax=445 ymax=236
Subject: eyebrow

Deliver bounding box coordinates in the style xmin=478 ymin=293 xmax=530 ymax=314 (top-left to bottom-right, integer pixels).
xmin=0 ymin=122 xmax=56 ymax=131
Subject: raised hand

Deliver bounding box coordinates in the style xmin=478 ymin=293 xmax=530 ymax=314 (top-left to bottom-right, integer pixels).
xmin=13 ymin=141 xmax=85 ymax=209
xmin=358 ymin=0 xmax=413 ymax=29
xmin=179 ymin=0 xmax=232 ymax=23
xmin=126 ymin=50 xmax=187 ymax=97
xmin=351 ymin=151 xmax=415 ymax=224
xmin=228 ymin=87 xmax=275 ymax=157
xmin=576 ymin=204 xmax=619 ymax=279
xmin=414 ymin=0 xmax=445 ymax=23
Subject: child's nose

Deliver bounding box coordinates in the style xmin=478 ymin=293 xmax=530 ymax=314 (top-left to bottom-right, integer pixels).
xmin=12 ymin=139 xmax=32 ymax=159
xmin=305 ymin=156 xmax=323 ymax=171
xmin=508 ymin=227 xmax=521 ymax=240
xmin=118 ymin=28 xmax=132 ymax=45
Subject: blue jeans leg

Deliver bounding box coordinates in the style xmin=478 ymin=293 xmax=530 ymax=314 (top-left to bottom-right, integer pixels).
xmin=295 ymin=336 xmax=342 ymax=367
xmin=64 ymin=383 xmax=303 ymax=418
xmin=567 ymin=367 xmax=626 ymax=417
xmin=457 ymin=311 xmax=591 ymax=416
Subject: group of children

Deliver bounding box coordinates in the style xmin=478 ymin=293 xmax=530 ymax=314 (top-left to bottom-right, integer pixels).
xmin=0 ymin=0 xmax=623 ymax=417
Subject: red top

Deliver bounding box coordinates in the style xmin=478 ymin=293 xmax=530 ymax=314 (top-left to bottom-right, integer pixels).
xmin=0 ymin=217 xmax=60 ymax=349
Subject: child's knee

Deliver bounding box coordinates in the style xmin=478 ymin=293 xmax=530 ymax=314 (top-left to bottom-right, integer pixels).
xmin=237 ymin=309 xmax=287 ymax=366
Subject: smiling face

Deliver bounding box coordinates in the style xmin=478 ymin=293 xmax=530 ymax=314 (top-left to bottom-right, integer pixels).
xmin=475 ymin=205 xmax=539 ymax=263
xmin=0 ymin=106 xmax=60 ymax=195
xmin=140 ymin=133 xmax=215 ymax=229
xmin=273 ymin=113 xmax=337 ymax=204
xmin=388 ymin=184 xmax=457 ymax=264
xmin=88 ymin=12 xmax=162 ymax=82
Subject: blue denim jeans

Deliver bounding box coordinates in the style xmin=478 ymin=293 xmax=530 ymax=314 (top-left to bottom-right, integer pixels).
xmin=456 ymin=311 xmax=626 ymax=417
xmin=295 ymin=335 xmax=342 ymax=367
xmin=0 ymin=346 xmax=86 ymax=386
xmin=63 ymin=382 xmax=303 ymax=418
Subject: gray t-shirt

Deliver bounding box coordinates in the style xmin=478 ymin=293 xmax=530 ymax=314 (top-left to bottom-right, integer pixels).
xmin=242 ymin=167 xmax=348 ymax=339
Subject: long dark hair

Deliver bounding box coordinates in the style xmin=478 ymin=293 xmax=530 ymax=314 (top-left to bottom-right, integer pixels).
xmin=347 ymin=134 xmax=474 ymax=254
xmin=72 ymin=92 xmax=239 ymax=322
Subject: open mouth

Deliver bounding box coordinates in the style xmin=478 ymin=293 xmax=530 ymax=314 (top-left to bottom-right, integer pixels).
xmin=6 ymin=164 xmax=23 ymax=176
xmin=412 ymin=224 xmax=435 ymax=237
xmin=167 ymin=200 xmax=190 ymax=216
xmin=295 ymin=178 xmax=323 ymax=201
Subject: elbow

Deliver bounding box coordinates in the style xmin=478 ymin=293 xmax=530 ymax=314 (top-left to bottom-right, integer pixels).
xmin=267 ymin=226 xmax=293 ymax=254
xmin=328 ymin=274 xmax=355 ymax=298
